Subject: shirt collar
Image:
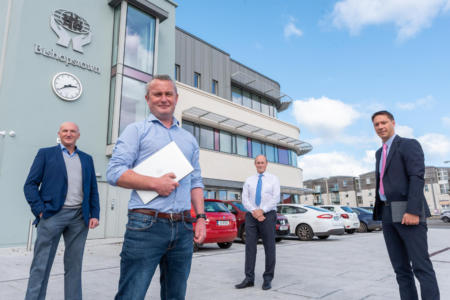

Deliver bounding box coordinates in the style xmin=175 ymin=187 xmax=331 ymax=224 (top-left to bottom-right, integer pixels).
xmin=383 ymin=134 xmax=396 ymax=149
xmin=147 ymin=113 xmax=179 ymax=128
xmin=59 ymin=143 xmax=78 ymax=155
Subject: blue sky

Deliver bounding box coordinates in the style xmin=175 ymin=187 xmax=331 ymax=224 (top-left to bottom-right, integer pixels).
xmin=176 ymin=0 xmax=450 ymax=179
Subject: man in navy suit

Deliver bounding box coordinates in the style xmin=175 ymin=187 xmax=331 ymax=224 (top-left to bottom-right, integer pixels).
xmin=24 ymin=122 xmax=100 ymax=300
xmin=372 ymin=111 xmax=439 ymax=300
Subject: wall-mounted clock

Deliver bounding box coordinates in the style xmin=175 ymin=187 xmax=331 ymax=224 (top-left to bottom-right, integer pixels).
xmin=52 ymin=72 xmax=83 ymax=101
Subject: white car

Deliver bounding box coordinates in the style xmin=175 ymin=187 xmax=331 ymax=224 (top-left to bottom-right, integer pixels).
xmin=320 ymin=205 xmax=360 ymax=234
xmin=277 ymin=204 xmax=344 ymax=241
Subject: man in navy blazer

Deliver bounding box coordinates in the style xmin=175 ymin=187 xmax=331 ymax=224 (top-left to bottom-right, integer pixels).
xmin=372 ymin=111 xmax=439 ymax=300
xmin=24 ymin=122 xmax=100 ymax=300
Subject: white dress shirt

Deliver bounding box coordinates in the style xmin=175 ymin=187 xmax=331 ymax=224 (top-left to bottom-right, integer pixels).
xmin=242 ymin=171 xmax=280 ymax=213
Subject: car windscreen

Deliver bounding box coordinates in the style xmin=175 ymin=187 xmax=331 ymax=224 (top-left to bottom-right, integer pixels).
xmin=205 ymin=201 xmax=229 ymax=213
xmin=341 ymin=206 xmax=354 ymax=213
xmin=305 ymin=205 xmax=330 ymax=212
xmin=232 ymin=202 xmax=248 ymax=212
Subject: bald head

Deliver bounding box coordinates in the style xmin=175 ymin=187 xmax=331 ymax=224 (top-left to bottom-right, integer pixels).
xmin=254 ymin=155 xmax=268 ymax=174
xmin=58 ymin=122 xmax=80 ymax=151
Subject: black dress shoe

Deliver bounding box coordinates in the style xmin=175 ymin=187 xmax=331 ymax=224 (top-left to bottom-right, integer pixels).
xmin=262 ymin=281 xmax=272 ymax=290
xmin=235 ymin=279 xmax=254 ymax=289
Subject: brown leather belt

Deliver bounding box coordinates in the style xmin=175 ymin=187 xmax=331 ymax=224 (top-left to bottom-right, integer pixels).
xmin=129 ymin=209 xmax=193 ymax=222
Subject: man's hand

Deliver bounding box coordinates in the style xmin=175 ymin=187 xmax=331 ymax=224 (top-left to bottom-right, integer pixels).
xmin=251 ymin=209 xmax=264 ymax=219
xmin=154 ymin=173 xmax=179 ymax=196
xmin=89 ymin=218 xmax=99 ymax=229
xmin=257 ymin=215 xmax=266 ymax=222
xmin=39 ymin=212 xmax=43 ymax=218
xmin=194 ymin=218 xmax=206 ymax=244
xmin=401 ymin=213 xmax=420 ymax=225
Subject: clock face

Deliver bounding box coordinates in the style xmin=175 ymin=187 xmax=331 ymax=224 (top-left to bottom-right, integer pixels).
xmin=52 ymin=72 xmax=82 ymax=101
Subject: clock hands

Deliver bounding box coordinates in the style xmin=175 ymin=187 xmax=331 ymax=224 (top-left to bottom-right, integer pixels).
xmin=57 ymin=84 xmax=78 ymax=90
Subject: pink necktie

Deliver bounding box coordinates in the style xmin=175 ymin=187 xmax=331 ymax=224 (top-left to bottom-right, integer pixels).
xmin=379 ymin=143 xmax=387 ymax=196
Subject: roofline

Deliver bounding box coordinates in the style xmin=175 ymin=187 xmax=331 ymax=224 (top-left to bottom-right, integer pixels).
xmin=175 ymin=26 xmax=230 ymax=56
xmin=230 ymin=58 xmax=280 ymax=88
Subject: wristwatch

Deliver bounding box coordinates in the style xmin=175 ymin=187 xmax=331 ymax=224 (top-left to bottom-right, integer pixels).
xmin=196 ymin=213 xmax=207 ymax=220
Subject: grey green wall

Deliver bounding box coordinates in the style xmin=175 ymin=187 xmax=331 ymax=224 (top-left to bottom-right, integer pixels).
xmin=0 ymin=0 xmax=176 ymax=246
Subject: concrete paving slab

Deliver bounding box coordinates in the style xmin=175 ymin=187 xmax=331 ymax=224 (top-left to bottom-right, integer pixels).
xmin=0 ymin=229 xmax=448 ymax=299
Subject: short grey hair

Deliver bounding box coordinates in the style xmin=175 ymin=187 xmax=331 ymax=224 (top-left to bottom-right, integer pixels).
xmin=146 ymin=74 xmax=178 ymax=95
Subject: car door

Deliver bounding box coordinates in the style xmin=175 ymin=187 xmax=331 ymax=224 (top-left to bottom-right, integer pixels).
xmin=280 ymin=206 xmax=306 ymax=234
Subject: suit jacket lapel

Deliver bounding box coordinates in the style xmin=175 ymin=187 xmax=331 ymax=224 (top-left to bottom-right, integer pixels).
xmin=55 ymin=145 xmax=68 ymax=183
xmin=384 ymin=135 xmax=400 ymax=173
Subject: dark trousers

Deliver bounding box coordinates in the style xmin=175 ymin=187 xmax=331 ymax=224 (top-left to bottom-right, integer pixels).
xmin=382 ymin=205 xmax=440 ymax=300
xmin=244 ymin=210 xmax=276 ymax=282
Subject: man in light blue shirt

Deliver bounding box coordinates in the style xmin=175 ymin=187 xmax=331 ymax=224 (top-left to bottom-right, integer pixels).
xmin=107 ymin=75 xmax=206 ymax=300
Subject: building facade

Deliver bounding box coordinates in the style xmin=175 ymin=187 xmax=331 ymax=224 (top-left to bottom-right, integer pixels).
xmin=303 ymin=168 xmax=450 ymax=214
xmin=0 ymin=0 xmax=311 ymax=247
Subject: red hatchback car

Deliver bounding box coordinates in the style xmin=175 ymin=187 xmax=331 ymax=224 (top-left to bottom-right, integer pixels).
xmin=221 ymin=200 xmax=290 ymax=243
xmin=191 ymin=199 xmax=237 ymax=251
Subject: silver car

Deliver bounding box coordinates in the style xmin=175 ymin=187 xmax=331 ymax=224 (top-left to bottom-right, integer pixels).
xmin=441 ymin=210 xmax=450 ymax=223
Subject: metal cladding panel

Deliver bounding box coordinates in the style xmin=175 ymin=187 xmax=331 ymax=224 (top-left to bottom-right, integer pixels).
xmin=175 ymin=28 xmax=231 ymax=99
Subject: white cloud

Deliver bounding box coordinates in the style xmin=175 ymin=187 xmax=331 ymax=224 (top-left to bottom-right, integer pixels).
xmin=442 ymin=116 xmax=450 ymax=128
xmin=292 ymin=96 xmax=360 ymax=137
xmin=298 ymin=152 xmax=371 ymax=180
xmin=284 ymin=17 xmax=303 ymax=39
xmin=418 ymin=133 xmax=450 ymax=158
xmin=363 ymin=150 xmax=377 ymax=165
xmin=395 ymin=125 xmax=414 ymax=138
xmin=396 ymin=95 xmax=435 ymax=110
xmin=331 ymin=0 xmax=450 ymax=40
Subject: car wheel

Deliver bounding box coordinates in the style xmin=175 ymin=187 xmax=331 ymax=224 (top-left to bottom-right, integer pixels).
xmin=346 ymin=229 xmax=355 ymax=234
xmin=275 ymin=238 xmax=282 ymax=243
xmin=443 ymin=216 xmax=450 ymax=223
xmin=193 ymin=242 xmax=199 ymax=252
xmin=217 ymin=242 xmax=232 ymax=249
xmin=358 ymin=222 xmax=368 ymax=233
xmin=296 ymin=224 xmax=314 ymax=241
xmin=318 ymin=235 xmax=329 ymax=240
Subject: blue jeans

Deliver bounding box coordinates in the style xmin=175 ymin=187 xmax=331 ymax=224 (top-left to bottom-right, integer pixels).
xmin=25 ymin=208 xmax=89 ymax=300
xmin=115 ymin=212 xmax=194 ymax=300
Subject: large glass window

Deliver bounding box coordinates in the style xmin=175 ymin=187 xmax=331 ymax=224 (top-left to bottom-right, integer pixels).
xmin=252 ymin=140 xmax=263 ymax=158
xmin=290 ymin=150 xmax=298 ymax=167
xmin=232 ymin=86 xmax=242 ymax=105
xmin=236 ymin=135 xmax=247 ymax=156
xmin=119 ymin=77 xmax=148 ymax=134
xmin=278 ymin=147 xmax=289 ymax=165
xmin=243 ymin=91 xmax=252 ymax=108
xmin=218 ymin=190 xmax=227 ymax=200
xmin=261 ymin=99 xmax=270 ymax=115
xmin=252 ymin=94 xmax=261 ymax=112
xmin=265 ymin=143 xmax=276 ymax=162
xmin=124 ymin=6 xmax=155 ymax=74
xmin=200 ymin=126 xmax=214 ymax=150
xmin=220 ymin=131 xmax=232 ymax=153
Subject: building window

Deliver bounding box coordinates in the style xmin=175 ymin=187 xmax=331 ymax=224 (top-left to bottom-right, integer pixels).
xmin=342 ymin=180 xmax=347 ymax=187
xmin=438 ymin=169 xmax=448 ymax=181
xmin=212 ymin=79 xmax=218 ymax=95
xmin=107 ymin=3 xmax=157 ymax=144
xmin=219 ymin=131 xmax=232 ymax=153
xmin=440 ymin=183 xmax=449 ymax=194
xmin=232 ymin=86 xmax=242 ymax=105
xmin=182 ymin=120 xmax=299 ymax=167
xmin=236 ymin=135 xmax=247 ymax=156
xmin=175 ymin=64 xmax=180 ymax=81
xmin=278 ymin=148 xmax=289 ymax=165
xmin=424 ymin=184 xmax=429 ymax=192
xmin=243 ymin=91 xmax=252 ymax=108
xmin=199 ymin=126 xmax=214 ymax=150
xmin=194 ymin=72 xmax=201 ymax=88
xmin=251 ymin=94 xmax=261 ymax=111
xmin=366 ymin=177 xmax=371 ymax=185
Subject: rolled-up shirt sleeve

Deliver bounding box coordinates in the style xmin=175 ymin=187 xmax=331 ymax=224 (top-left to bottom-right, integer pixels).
xmin=190 ymin=144 xmax=204 ymax=190
xmin=106 ymin=124 xmax=140 ymax=186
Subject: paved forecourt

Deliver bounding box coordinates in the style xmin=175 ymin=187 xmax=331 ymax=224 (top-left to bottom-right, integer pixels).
xmin=0 ymin=228 xmax=449 ymax=299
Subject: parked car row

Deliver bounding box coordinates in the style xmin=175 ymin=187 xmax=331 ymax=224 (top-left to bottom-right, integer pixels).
xmin=191 ymin=200 xmax=380 ymax=251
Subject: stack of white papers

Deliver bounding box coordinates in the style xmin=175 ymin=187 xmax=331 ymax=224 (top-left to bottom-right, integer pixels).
xmin=133 ymin=141 xmax=194 ymax=204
